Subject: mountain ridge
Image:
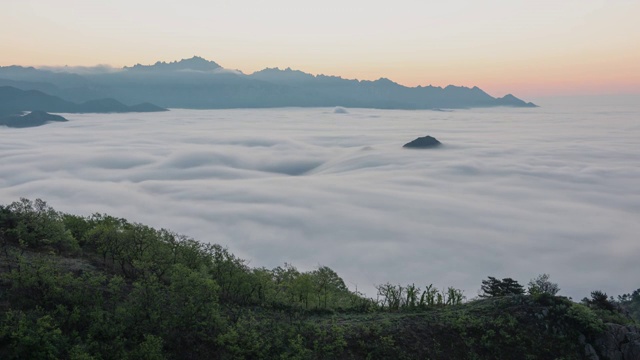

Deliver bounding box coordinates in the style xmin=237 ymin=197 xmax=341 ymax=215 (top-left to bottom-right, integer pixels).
xmin=0 ymin=56 xmax=538 ymax=109
xmin=124 ymin=56 xmax=222 ymax=72
xmin=0 ymin=86 xmax=167 ymax=116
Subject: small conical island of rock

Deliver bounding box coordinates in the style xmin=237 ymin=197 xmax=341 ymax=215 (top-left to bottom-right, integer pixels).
xmin=403 ymin=135 xmax=442 ymax=149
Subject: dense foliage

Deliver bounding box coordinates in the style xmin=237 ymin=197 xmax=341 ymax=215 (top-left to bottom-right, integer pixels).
xmin=619 ymin=289 xmax=640 ymax=323
xmin=479 ymin=277 xmax=525 ymax=298
xmin=0 ymin=198 xmax=636 ymax=359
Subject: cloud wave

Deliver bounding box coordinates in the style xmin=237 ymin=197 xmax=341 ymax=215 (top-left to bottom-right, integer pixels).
xmin=1 ymin=106 xmax=638 ymax=299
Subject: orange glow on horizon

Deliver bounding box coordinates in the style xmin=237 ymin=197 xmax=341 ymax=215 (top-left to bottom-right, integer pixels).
xmin=1 ymin=51 xmax=639 ymax=99
xmin=4 ymin=37 xmax=640 ymax=99
xmin=1 ymin=0 xmax=639 ymax=99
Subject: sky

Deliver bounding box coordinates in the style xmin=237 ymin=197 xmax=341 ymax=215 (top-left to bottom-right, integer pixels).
xmin=1 ymin=105 xmax=639 ymax=299
xmin=1 ymin=0 xmax=639 ymax=98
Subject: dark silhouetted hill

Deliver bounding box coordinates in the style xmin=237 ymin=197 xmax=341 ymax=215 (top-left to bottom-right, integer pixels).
xmin=0 ymin=86 xmax=167 ymax=115
xmin=0 ymin=110 xmax=68 ymax=128
xmin=495 ymin=94 xmax=537 ymax=107
xmin=0 ymin=78 xmax=61 ymax=95
xmin=403 ymin=135 xmax=442 ymax=148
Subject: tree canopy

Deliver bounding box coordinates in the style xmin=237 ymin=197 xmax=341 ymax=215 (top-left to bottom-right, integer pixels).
xmin=479 ymin=277 xmax=525 ymax=298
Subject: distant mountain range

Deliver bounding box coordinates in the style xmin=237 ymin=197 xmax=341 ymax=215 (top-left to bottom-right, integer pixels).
xmin=0 ymin=86 xmax=167 ymax=127
xmin=0 ymin=56 xmax=537 ymax=110
xmin=0 ymin=86 xmax=166 ymax=116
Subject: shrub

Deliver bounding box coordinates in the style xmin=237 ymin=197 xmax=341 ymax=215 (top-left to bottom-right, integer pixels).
xmin=527 ymin=274 xmax=560 ymax=296
xmin=566 ymin=304 xmax=605 ymax=335
xmin=582 ymin=290 xmax=616 ymax=312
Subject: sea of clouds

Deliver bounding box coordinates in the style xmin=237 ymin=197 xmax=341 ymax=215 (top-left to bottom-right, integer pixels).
xmin=1 ymin=101 xmax=639 ymax=299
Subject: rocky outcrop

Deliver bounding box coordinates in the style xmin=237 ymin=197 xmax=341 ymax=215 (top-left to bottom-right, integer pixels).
xmin=592 ymin=324 xmax=640 ymax=360
xmin=403 ymin=135 xmax=442 ymax=149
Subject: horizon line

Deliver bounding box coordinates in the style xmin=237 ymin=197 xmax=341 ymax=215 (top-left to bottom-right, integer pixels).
xmin=2 ymin=56 xmax=639 ymax=100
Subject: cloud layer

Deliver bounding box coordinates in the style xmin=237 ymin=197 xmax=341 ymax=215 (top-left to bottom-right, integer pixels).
xmin=1 ymin=105 xmax=639 ymax=299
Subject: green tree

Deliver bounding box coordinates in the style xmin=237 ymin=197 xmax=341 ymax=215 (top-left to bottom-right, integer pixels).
xmin=0 ymin=310 xmax=65 ymax=359
xmin=293 ymin=273 xmax=314 ymax=309
xmin=479 ymin=277 xmax=524 ymax=298
xmin=272 ymin=263 xmax=301 ymax=306
xmin=527 ymin=274 xmax=560 ymax=296
xmin=582 ymin=290 xmax=616 ymax=312
xmin=312 ymin=266 xmax=347 ymax=309
xmin=5 ymin=198 xmax=78 ymax=252
xmin=165 ymin=264 xmax=221 ymax=341
xmin=618 ymin=288 xmax=640 ymax=323
xmin=130 ymin=334 xmax=165 ymax=360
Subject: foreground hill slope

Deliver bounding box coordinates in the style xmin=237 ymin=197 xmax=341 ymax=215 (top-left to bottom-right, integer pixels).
xmin=0 ymin=198 xmax=636 ymax=359
xmin=0 ymin=56 xmax=537 ymax=109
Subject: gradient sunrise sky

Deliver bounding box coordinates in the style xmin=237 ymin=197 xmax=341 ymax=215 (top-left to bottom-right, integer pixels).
xmin=1 ymin=0 xmax=639 ymax=98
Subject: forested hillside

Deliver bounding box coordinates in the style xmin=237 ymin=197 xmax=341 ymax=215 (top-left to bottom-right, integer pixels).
xmin=0 ymin=198 xmax=638 ymax=359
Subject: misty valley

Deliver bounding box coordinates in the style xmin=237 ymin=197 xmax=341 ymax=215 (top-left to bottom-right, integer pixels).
xmin=3 ymin=0 xmax=640 ymax=356
xmin=0 ymin=52 xmax=638 ymax=360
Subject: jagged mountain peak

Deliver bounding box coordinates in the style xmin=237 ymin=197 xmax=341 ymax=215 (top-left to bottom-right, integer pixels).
xmin=374 ymin=77 xmax=397 ymax=84
xmin=125 ymin=56 xmax=221 ymax=72
xmin=251 ymin=67 xmax=316 ymax=82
